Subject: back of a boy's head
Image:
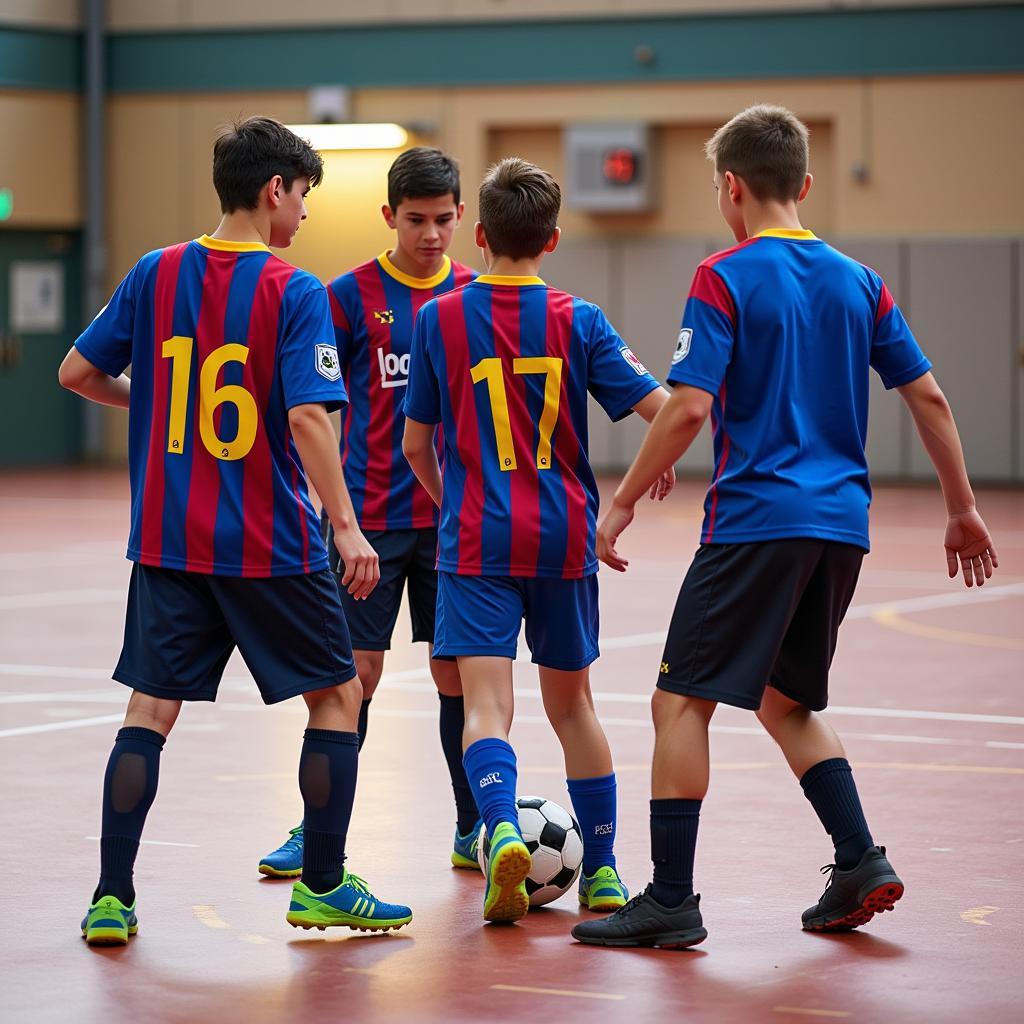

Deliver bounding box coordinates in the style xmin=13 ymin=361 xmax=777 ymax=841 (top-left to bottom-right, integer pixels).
xmin=706 ymin=105 xmax=809 ymax=202
xmin=479 ymin=158 xmax=561 ymax=260
xmin=387 ymin=147 xmax=461 ymax=209
xmin=213 ymin=116 xmax=324 ymax=214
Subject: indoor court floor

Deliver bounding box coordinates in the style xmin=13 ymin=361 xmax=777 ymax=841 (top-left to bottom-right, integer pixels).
xmin=1 ymin=470 xmax=1021 ymax=1024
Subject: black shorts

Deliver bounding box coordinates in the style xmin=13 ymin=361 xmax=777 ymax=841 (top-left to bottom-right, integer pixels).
xmin=656 ymin=539 xmax=864 ymax=712
xmin=323 ymin=515 xmax=439 ymax=651
xmin=114 ymin=563 xmax=357 ymax=704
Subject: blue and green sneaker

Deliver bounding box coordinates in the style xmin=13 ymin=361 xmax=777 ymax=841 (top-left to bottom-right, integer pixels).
xmin=81 ymin=895 xmax=138 ymax=946
xmin=451 ymin=820 xmax=483 ymax=871
xmin=258 ymin=824 xmax=303 ymax=878
xmin=578 ymin=865 xmax=629 ymax=911
xmin=287 ymin=871 xmax=412 ymax=933
xmin=483 ymin=821 xmax=531 ymax=923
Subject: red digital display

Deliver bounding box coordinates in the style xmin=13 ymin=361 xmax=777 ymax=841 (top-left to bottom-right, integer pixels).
xmin=603 ymin=147 xmax=638 ymax=185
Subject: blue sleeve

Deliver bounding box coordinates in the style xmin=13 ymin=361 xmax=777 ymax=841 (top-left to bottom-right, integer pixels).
xmin=870 ymin=282 xmax=931 ymax=389
xmin=584 ymin=305 xmax=660 ymax=422
xmin=666 ymin=265 xmax=735 ymax=395
xmin=279 ymin=276 xmax=348 ymax=412
xmin=74 ymin=263 xmax=138 ymax=377
xmin=403 ymin=302 xmax=442 ymax=424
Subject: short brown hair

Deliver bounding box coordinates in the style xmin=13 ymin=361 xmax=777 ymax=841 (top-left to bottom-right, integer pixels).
xmin=478 ymin=158 xmax=561 ymax=260
xmin=705 ymin=105 xmax=809 ymax=202
xmin=388 ymin=147 xmax=461 ymax=209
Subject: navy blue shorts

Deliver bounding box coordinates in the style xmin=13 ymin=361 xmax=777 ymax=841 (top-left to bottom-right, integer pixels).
xmin=657 ymin=540 xmax=863 ymax=712
xmin=113 ymin=563 xmax=358 ymax=704
xmin=323 ymin=516 xmax=438 ymax=650
xmin=434 ymin=572 xmax=600 ymax=671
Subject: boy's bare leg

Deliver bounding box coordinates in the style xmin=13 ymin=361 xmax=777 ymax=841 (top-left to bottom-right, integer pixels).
xmin=351 ymin=650 xmax=382 ymax=749
xmin=651 ymin=690 xmax=717 ymax=798
xmin=459 ymin=655 xmax=515 ymax=745
xmin=122 ymin=690 xmax=182 ymax=736
xmin=538 ymin=666 xmax=612 ymax=779
xmin=302 ymin=677 xmax=363 ymax=731
xmin=755 ymin=685 xmax=845 ymax=778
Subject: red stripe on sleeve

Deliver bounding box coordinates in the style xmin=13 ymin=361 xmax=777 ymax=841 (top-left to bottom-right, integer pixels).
xmin=139 ymin=243 xmax=188 ymax=565
xmin=353 ymin=265 xmax=393 ymax=528
xmin=703 ymin=382 xmax=730 ymax=543
xmin=689 ymin=265 xmax=736 ymax=325
xmin=242 ymin=259 xmax=293 ymax=577
xmin=409 ymin=286 xmax=440 ymax=527
xmin=875 ymin=283 xmax=895 ymax=324
xmin=327 ymin=285 xmax=350 ymax=332
xmin=184 ymin=252 xmax=236 ymax=572
xmin=495 ymin=288 xmax=540 ymax=574
xmin=438 ymin=290 xmax=483 ymax=574
xmin=545 ymin=291 xmax=588 ymax=578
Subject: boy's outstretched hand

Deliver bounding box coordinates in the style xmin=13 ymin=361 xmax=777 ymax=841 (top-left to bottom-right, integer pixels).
xmin=944 ymin=508 xmax=998 ymax=587
xmin=649 ymin=467 xmax=675 ymax=501
xmin=597 ymin=501 xmax=635 ymax=572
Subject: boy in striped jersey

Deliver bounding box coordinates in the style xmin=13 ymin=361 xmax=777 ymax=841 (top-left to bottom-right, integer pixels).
xmin=403 ymin=158 xmax=674 ymax=924
xmin=259 ymin=148 xmax=483 ymax=878
xmin=60 ymin=117 xmax=410 ymax=945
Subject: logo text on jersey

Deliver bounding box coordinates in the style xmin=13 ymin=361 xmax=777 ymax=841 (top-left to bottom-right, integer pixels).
xmin=478 ymin=772 xmax=502 ymax=788
xmin=373 ymin=309 xmax=395 ymax=325
xmin=377 ymin=347 xmax=410 ymax=389
xmin=673 ymin=328 xmax=692 ymax=364
xmin=315 ymin=343 xmax=341 ymax=381
xmin=619 ymin=346 xmax=649 ymax=376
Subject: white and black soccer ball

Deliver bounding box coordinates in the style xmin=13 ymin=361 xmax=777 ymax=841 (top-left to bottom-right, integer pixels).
xmin=477 ymin=796 xmax=584 ymax=906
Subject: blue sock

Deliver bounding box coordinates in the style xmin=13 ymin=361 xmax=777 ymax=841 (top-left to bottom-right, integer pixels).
xmin=462 ymin=737 xmax=519 ymax=839
xmin=800 ymin=757 xmax=874 ymax=869
xmin=649 ymin=798 xmax=701 ymax=907
xmin=567 ymin=773 xmax=617 ymax=876
xmin=97 ymin=726 xmax=166 ymax=906
xmin=438 ymin=694 xmax=479 ymax=835
xmin=299 ymin=728 xmax=359 ymax=893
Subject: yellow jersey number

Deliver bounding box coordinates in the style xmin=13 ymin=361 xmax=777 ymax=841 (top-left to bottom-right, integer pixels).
xmin=162 ymin=336 xmax=258 ymax=461
xmin=470 ymin=356 xmax=562 ymax=472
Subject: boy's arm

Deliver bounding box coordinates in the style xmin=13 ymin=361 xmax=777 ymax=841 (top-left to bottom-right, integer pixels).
xmin=58 ymin=346 xmax=131 ymax=408
xmin=632 ymin=386 xmax=675 ymax=501
xmin=598 ymin=384 xmax=712 ymax=572
xmin=897 ymin=372 xmax=997 ymax=587
xmin=402 ymin=418 xmax=443 ymax=507
xmin=287 ymin=402 xmax=379 ymax=599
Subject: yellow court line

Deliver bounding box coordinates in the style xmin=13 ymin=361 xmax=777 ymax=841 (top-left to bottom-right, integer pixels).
xmin=240 ymin=933 xmax=273 ymax=945
xmin=492 ymin=984 xmax=625 ymax=1002
xmin=773 ymin=1009 xmax=851 ymax=1019
xmin=853 ymin=761 xmax=1024 ymax=775
xmin=872 ymin=609 xmax=1024 ymax=650
xmin=960 ymin=906 xmax=1000 ymax=926
xmin=193 ymin=905 xmax=231 ymax=929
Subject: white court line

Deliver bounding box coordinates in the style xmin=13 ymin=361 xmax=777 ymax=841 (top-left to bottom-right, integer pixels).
xmin=85 ymin=835 xmax=199 ymax=849
xmin=0 ymin=713 xmax=124 ymax=738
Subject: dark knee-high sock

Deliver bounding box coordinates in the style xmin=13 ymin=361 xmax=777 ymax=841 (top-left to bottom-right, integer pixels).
xmin=438 ymin=694 xmax=479 ymax=834
xmin=96 ymin=726 xmax=166 ymax=905
xmin=357 ymin=698 xmax=371 ymax=752
xmin=649 ymin=798 xmax=701 ymax=908
xmin=299 ymin=728 xmax=359 ymax=893
xmin=567 ymin=773 xmax=617 ymax=876
xmin=462 ymin=738 xmax=519 ymax=839
xmin=800 ymin=757 xmax=873 ymax=869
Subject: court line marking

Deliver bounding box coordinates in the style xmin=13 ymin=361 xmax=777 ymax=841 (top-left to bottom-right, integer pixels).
xmin=773 ymin=1010 xmax=851 ymax=1020
xmin=240 ymin=934 xmax=273 ymax=945
xmin=85 ymin=835 xmax=200 ymax=849
xmin=193 ymin=905 xmax=231 ymax=930
xmin=0 ymin=713 xmax=124 ymax=738
xmin=853 ymin=762 xmax=1024 ymax=775
xmin=491 ymin=984 xmax=625 ymax=1002
xmin=0 ymin=588 xmax=124 ymax=610
xmin=960 ymin=906 xmax=1000 ymax=926
xmin=872 ymin=608 xmax=1024 ymax=650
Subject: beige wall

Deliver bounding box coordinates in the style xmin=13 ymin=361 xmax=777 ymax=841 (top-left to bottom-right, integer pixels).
xmin=0 ymin=91 xmax=81 ymax=227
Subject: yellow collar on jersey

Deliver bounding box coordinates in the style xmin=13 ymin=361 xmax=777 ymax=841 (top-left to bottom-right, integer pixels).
xmin=754 ymin=228 xmax=818 ymax=241
xmin=475 ymin=274 xmax=546 ymax=287
xmin=378 ymin=250 xmax=452 ymax=289
xmin=196 ymin=234 xmax=270 ymax=253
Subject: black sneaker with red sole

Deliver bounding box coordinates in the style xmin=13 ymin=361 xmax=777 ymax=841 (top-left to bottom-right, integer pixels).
xmin=802 ymin=845 xmax=904 ymax=932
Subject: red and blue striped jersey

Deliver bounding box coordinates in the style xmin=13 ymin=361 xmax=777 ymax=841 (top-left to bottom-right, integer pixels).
xmin=404 ymin=275 xmax=660 ymax=579
xmin=74 ymin=235 xmax=345 ymax=577
xmin=668 ymin=229 xmax=931 ymax=550
xmin=327 ymin=251 xmax=477 ymax=530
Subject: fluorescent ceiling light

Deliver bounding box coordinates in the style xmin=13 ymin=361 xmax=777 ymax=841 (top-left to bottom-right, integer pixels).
xmin=287 ymin=123 xmax=408 ymax=151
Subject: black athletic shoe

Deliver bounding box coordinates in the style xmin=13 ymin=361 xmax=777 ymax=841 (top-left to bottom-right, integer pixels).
xmin=571 ymin=886 xmax=707 ymax=949
xmin=802 ymin=845 xmax=904 ymax=932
